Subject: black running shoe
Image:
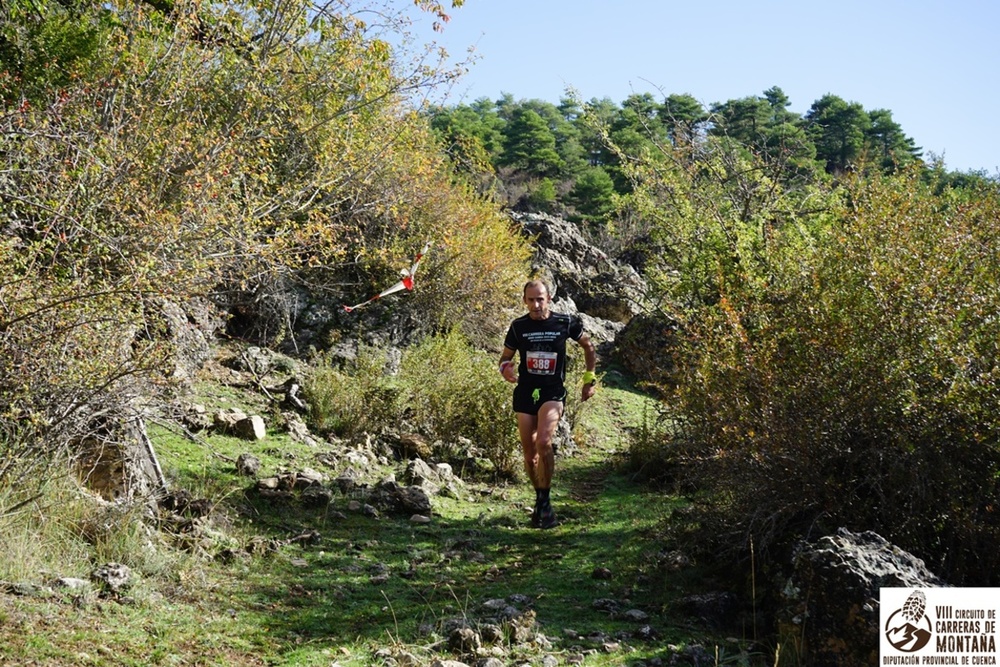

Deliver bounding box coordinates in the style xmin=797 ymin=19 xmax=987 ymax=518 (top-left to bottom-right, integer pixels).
xmin=538 ymin=503 xmax=558 ymax=529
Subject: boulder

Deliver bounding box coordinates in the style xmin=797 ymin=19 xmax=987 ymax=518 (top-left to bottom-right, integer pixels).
xmin=235 ymin=453 xmax=261 ymax=476
xmin=90 ymin=562 xmax=132 ymax=595
xmin=780 ymin=528 xmax=944 ymax=667
xmin=512 ymin=212 xmax=649 ymax=342
xmin=156 ymin=298 xmax=225 ymax=382
xmin=234 ymin=415 xmax=266 ymax=441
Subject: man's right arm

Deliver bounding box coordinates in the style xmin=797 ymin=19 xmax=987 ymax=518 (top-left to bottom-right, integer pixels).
xmin=499 ymin=347 xmax=517 ymax=383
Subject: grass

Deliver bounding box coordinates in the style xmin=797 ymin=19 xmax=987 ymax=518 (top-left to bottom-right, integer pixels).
xmin=0 ymin=361 xmax=757 ymax=666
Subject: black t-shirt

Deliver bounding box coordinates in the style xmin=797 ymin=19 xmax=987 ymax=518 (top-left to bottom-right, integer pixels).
xmin=503 ymin=312 xmax=584 ymax=388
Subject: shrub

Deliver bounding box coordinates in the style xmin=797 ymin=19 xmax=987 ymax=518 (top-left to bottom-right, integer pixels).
xmin=303 ymin=346 xmax=402 ymax=438
xmin=672 ymin=168 xmax=1000 ymax=584
xmin=398 ymin=330 xmax=519 ymax=479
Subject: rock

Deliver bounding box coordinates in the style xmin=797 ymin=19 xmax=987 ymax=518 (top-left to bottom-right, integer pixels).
xmin=623 ymin=609 xmax=649 ymax=622
xmin=398 ymin=433 xmax=432 ymax=459
xmin=591 ymin=567 xmax=613 ymax=580
xmin=512 ymin=212 xmax=649 ymax=329
xmin=156 ymin=298 xmax=225 ymax=382
xmin=395 ymin=486 xmax=433 ymax=515
xmin=181 ymin=403 xmax=213 ymax=432
xmin=677 ymin=592 xmax=739 ymax=629
xmin=301 ymin=485 xmax=332 ymax=506
xmin=780 ymin=528 xmax=945 ymax=667
xmin=213 ymin=408 xmax=248 ymax=432
xmin=592 ymin=598 xmax=620 ymax=614
xmin=1 ymin=581 xmax=50 ymax=597
xmin=235 ymin=415 xmax=266 ymax=440
xmin=90 ymin=562 xmax=132 ymax=594
xmin=294 ymin=467 xmax=327 ymax=489
xmin=479 ymin=624 xmax=504 ymax=645
xmin=53 ymin=577 xmax=91 ymax=592
xmin=284 ymin=413 xmax=317 ymax=445
xmin=235 ymin=453 xmax=261 ymax=476
xmin=404 ymin=458 xmax=440 ymax=492
xmin=335 ymin=470 xmax=359 ymax=493
xmin=448 ymin=627 xmax=481 ymax=653
xmin=257 ymin=477 xmax=280 ymax=490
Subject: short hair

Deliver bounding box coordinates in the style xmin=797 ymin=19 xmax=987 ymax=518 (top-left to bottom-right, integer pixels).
xmin=523 ymin=279 xmax=550 ymax=297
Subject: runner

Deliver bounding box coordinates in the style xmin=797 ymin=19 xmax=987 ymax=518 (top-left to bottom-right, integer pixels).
xmin=498 ymin=279 xmax=597 ymax=528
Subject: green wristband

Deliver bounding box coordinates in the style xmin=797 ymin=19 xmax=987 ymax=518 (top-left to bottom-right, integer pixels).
xmin=582 ymin=370 xmax=597 ymax=385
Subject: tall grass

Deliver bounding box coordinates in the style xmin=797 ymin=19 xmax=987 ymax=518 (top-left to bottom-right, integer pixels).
xmin=0 ymin=459 xmax=177 ymax=584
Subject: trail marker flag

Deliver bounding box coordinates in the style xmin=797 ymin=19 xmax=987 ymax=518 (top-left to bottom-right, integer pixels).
xmin=343 ymin=242 xmax=431 ymax=313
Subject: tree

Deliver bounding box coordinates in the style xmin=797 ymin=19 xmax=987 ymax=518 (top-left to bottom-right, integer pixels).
xmin=568 ymin=166 xmax=617 ymax=223
xmin=867 ymin=108 xmax=922 ymax=171
xmin=514 ymin=98 xmax=588 ymax=178
xmin=709 ymin=95 xmax=773 ymax=145
xmin=660 ymin=93 xmax=708 ymax=147
xmin=500 ymin=107 xmax=565 ymax=177
xmin=806 ymin=94 xmax=870 ymax=174
xmin=762 ymin=86 xmax=800 ymax=125
xmin=578 ymin=96 xmax=620 ymax=167
xmin=0 ymin=0 xmax=527 ymax=498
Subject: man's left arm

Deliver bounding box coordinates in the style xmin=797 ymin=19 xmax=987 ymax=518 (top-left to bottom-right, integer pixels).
xmin=577 ymin=333 xmax=597 ymax=402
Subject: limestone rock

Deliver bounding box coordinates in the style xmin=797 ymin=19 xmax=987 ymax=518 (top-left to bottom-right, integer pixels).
xmin=90 ymin=562 xmax=132 ymax=594
xmin=780 ymin=528 xmax=944 ymax=667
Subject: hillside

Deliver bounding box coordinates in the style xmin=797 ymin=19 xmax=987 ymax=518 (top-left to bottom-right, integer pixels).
xmin=0 ymin=339 xmax=752 ymax=667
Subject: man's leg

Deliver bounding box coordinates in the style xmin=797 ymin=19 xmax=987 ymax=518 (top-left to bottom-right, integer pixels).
xmin=518 ymin=401 xmax=563 ymax=528
xmin=516 ymin=412 xmax=542 ymax=527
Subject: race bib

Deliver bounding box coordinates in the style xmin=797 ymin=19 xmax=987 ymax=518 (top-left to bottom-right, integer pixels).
xmin=525 ymin=350 xmax=557 ymax=375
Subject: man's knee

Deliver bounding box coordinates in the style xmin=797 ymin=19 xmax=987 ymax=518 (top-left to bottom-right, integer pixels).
xmin=535 ymin=435 xmax=554 ymax=455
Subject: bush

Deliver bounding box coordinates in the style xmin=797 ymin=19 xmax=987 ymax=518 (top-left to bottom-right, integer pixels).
xmin=672 ymin=169 xmax=1000 ymax=584
xmin=398 ymin=330 xmax=519 ymax=479
xmin=303 ymin=346 xmax=402 ymax=438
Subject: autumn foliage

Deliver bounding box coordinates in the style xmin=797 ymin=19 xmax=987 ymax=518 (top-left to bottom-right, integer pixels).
xmin=0 ymin=0 xmax=527 ymax=493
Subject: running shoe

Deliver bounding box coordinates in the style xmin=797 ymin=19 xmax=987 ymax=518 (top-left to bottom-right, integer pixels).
xmin=538 ymin=502 xmax=558 ymax=529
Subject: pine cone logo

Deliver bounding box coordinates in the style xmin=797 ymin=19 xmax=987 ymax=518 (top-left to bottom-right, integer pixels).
xmin=885 ymin=590 xmax=933 ymax=652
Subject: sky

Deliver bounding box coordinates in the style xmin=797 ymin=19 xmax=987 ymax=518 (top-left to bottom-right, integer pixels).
xmin=406 ymin=0 xmax=1000 ymax=174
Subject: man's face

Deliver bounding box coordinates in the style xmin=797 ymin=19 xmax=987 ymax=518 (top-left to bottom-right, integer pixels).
xmin=523 ymin=284 xmax=551 ymax=320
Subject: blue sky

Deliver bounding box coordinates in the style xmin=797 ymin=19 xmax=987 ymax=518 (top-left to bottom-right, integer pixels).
xmin=409 ymin=0 xmax=999 ymax=174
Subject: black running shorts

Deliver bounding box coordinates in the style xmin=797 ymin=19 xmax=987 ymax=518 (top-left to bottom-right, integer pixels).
xmin=513 ymin=384 xmax=567 ymax=415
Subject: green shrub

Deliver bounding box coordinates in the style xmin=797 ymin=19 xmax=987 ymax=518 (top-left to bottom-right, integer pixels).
xmin=672 ymin=168 xmax=1000 ymax=584
xmin=398 ymin=330 xmax=519 ymax=479
xmin=303 ymin=345 xmax=402 ymax=438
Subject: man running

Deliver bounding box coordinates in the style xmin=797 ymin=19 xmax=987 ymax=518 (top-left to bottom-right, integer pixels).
xmin=499 ymin=279 xmax=597 ymax=529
